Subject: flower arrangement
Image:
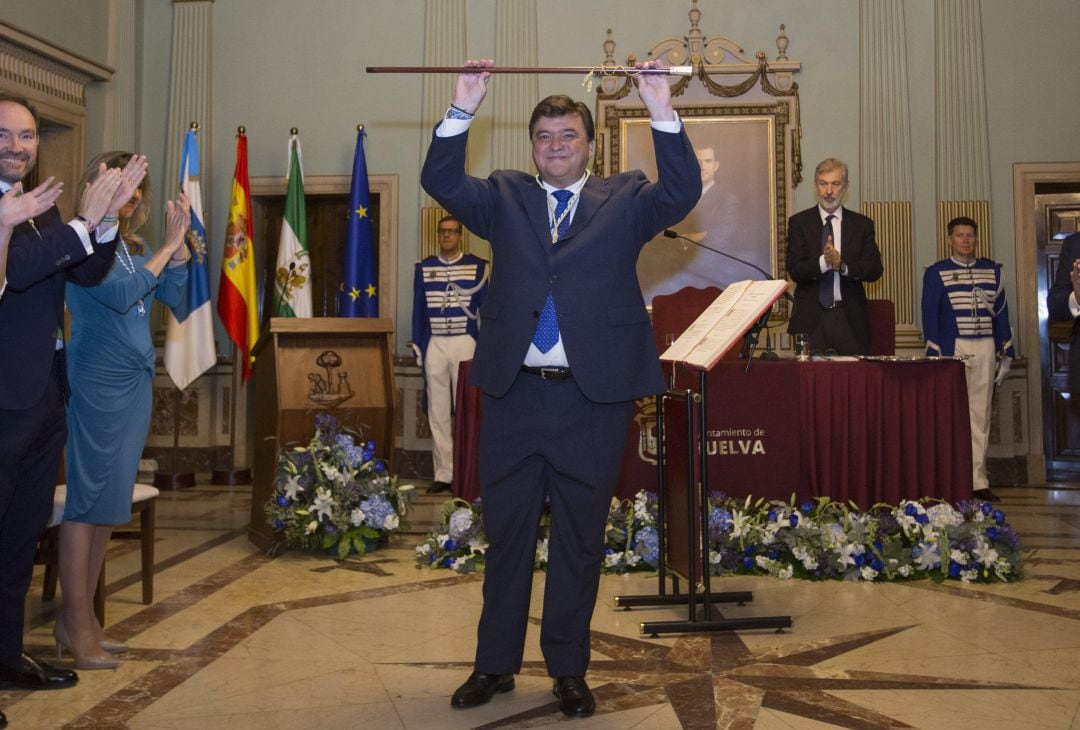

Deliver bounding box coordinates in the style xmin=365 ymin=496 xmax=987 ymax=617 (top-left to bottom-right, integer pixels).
xmin=417 ymin=489 xmax=1023 ymax=584
xmin=415 ymin=499 xmax=488 ymax=573
xmin=265 ymin=412 xmax=412 ymax=559
xmin=704 ymin=493 xmax=1022 ymax=583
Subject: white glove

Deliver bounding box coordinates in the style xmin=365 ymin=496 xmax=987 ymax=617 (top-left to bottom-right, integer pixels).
xmin=409 ymin=342 xmax=423 ymax=368
xmin=994 ymin=356 xmax=1012 ymax=387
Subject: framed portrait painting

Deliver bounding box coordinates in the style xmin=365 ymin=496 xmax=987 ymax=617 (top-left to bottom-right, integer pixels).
xmin=598 ymin=102 xmax=793 ymax=312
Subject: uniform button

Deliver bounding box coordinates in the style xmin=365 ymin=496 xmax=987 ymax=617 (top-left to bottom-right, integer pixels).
xmin=549 ymin=275 xmax=558 ymax=284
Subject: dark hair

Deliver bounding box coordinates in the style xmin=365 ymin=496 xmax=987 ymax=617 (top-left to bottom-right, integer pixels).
xmin=437 ymin=214 xmax=461 ymax=230
xmin=0 ymin=92 xmax=40 ymax=132
xmin=947 ymin=216 xmax=978 ymax=235
xmin=528 ymin=95 xmax=594 ymax=142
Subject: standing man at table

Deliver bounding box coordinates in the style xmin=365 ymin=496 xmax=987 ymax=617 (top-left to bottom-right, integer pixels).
xmin=787 ymin=158 xmax=883 ymax=355
xmin=1048 ymin=231 xmax=1080 ymax=395
xmin=0 ymin=93 xmax=145 ymax=695
xmin=421 ymin=59 xmax=699 ymax=717
xmin=923 ymin=216 xmax=1014 ymax=500
xmin=409 ymin=214 xmax=488 ymax=495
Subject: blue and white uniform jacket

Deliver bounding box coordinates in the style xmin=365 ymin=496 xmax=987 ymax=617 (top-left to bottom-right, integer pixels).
xmin=411 ymin=252 xmax=488 ymax=356
xmin=922 ymin=256 xmax=1014 ymax=357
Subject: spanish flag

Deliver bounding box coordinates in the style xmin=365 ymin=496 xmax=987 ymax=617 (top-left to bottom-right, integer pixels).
xmin=217 ymin=129 xmax=259 ymax=381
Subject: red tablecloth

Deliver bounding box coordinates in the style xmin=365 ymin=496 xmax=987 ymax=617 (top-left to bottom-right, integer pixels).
xmin=453 ymin=358 xmax=973 ymax=507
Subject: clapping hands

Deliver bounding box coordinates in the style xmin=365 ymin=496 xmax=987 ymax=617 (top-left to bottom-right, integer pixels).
xmin=162 ymin=192 xmax=192 ymax=263
xmin=0 ymin=178 xmax=63 ymax=229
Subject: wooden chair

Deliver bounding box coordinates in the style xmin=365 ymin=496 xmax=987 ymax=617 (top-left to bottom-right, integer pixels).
xmin=867 ymin=299 xmax=896 ymax=356
xmin=36 ymin=483 xmax=159 ymax=624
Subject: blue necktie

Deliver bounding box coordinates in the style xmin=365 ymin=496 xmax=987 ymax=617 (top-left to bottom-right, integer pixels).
xmin=818 ymin=214 xmax=836 ymax=308
xmin=531 ymin=189 xmax=574 ymax=353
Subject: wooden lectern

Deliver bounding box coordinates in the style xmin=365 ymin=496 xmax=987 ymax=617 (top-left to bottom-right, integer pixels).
xmin=248 ymin=317 xmax=395 ymax=549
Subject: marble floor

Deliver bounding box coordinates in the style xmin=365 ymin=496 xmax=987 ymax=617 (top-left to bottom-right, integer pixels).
xmin=2 ymin=484 xmax=1079 ymax=729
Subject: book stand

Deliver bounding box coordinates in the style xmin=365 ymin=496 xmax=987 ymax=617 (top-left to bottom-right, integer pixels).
xmin=614 ymin=283 xmax=792 ymax=637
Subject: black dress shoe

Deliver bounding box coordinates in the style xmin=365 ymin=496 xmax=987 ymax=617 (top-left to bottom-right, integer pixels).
xmin=1 ymin=708 xmax=7 ymax=729
xmin=0 ymin=653 xmax=78 ymax=690
xmin=553 ymin=676 xmax=595 ymax=717
xmin=972 ymin=488 xmax=999 ymax=502
xmin=426 ymin=481 xmax=452 ymax=494
xmin=451 ymin=671 xmax=515 ymax=708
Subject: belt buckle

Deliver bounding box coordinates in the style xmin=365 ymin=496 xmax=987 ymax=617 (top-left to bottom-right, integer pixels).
xmin=538 ymin=367 xmax=560 ymax=379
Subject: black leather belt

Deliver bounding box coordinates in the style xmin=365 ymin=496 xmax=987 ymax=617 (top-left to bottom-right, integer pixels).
xmin=822 ymin=301 xmax=844 ymax=310
xmin=521 ymin=365 xmax=573 ymax=380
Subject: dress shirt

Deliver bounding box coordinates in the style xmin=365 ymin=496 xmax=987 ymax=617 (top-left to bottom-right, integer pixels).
xmin=817 ymin=204 xmax=846 ymax=302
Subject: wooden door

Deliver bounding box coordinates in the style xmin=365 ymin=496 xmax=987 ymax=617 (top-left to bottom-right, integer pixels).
xmin=1038 ymin=191 xmax=1080 ymax=478
xmin=252 ymin=193 xmax=381 ymax=319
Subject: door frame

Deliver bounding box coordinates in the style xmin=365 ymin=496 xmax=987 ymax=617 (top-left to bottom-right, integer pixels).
xmin=1012 ymin=162 xmax=1080 ymax=485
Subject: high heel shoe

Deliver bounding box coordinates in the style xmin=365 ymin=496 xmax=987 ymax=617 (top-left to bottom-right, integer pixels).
xmin=52 ymin=622 xmax=119 ymax=670
xmin=54 ymin=616 xmax=127 ymax=655
xmin=99 ymin=637 xmax=128 ymax=655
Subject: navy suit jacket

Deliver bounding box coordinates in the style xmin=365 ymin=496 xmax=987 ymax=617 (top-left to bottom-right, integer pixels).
xmin=0 ymin=206 xmax=117 ymax=409
xmin=421 ymin=125 xmax=700 ymax=403
xmin=785 ymin=205 xmax=883 ymax=352
xmin=1048 ymin=232 xmax=1080 ymax=392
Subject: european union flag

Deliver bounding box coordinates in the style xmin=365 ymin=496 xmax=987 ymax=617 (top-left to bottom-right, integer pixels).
xmin=338 ymin=127 xmax=377 ymax=317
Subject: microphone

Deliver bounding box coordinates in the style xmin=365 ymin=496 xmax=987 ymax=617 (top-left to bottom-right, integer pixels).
xmin=660 ymin=229 xmax=790 ymax=360
xmin=273 ymin=261 xmax=296 ymax=316
xmin=662 ymin=229 xmax=780 ymax=284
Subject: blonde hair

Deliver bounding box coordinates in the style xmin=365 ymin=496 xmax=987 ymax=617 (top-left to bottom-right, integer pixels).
xmin=78 ymin=151 xmax=150 ymax=254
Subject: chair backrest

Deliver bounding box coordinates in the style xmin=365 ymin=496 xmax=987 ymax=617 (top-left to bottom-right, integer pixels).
xmin=867 ymin=298 xmax=896 ymax=356
xmin=650 ymin=286 xmax=724 ymax=355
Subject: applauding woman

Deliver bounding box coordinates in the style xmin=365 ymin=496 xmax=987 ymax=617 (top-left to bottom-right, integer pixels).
xmin=55 ymin=152 xmax=191 ymax=669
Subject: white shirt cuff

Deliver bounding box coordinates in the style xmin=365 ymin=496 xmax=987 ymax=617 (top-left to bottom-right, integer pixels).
xmin=69 ymin=219 xmax=95 ymax=255
xmin=1070 ymin=291 xmax=1080 ymax=318
xmin=650 ymin=111 xmax=682 ymax=133
xmin=436 ymin=116 xmax=472 ymax=138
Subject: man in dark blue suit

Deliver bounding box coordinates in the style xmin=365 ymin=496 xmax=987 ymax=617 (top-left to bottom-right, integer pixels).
xmin=0 ymin=93 xmax=146 ymax=700
xmin=421 ymin=60 xmax=700 ymax=717
xmin=786 ymin=158 xmax=883 ymax=355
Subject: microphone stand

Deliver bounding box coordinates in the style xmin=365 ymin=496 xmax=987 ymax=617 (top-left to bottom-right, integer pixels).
xmin=662 ymin=229 xmax=788 ymax=367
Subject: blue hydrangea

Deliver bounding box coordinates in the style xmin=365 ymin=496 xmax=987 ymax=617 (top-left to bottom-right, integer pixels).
xmin=635 ymin=526 xmax=660 ymax=566
xmin=273 ymin=518 xmax=284 ymax=530
xmin=374 ymin=461 xmax=386 ymax=473
xmin=986 ymin=526 xmax=999 ymax=541
xmin=360 ymin=494 xmax=396 ymax=530
xmin=800 ymin=501 xmax=814 ymax=515
xmin=708 ymin=507 xmax=732 ymax=538
xmin=992 ymin=510 xmax=1005 ymax=525
xmin=276 ymin=496 xmax=289 ymax=507
xmin=315 ymin=412 xmax=338 ymax=433
xmin=788 ymin=514 xmax=799 ymax=527
xmin=981 ymin=502 xmax=993 ymax=515
xmin=948 ymin=561 xmax=962 ymax=578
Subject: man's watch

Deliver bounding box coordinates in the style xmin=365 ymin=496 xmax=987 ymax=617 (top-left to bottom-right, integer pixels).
xmin=75 ymin=214 xmax=97 ymax=231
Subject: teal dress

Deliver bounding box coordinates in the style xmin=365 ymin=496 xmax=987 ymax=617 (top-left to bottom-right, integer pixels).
xmin=64 ymin=241 xmax=188 ymax=524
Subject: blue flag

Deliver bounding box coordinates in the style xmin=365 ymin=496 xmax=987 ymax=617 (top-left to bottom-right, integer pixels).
xmin=164 ymin=128 xmax=217 ymax=390
xmin=338 ymin=127 xmax=378 ymax=317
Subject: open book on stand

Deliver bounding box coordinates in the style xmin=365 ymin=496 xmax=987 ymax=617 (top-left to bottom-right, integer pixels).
xmin=660 ymin=279 xmax=790 ymax=369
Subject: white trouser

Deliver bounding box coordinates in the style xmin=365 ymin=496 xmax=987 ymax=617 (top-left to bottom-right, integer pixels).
xmin=425 ymin=334 xmax=476 ymax=483
xmin=955 ymin=337 xmax=996 ymax=491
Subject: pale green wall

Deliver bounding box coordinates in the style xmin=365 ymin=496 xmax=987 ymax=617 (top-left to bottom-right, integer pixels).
xmin=7 ymin=0 xmax=1080 ymax=356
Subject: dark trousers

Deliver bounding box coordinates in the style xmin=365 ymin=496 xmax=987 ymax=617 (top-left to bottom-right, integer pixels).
xmin=809 ymin=305 xmax=865 ymax=356
xmin=0 ymin=351 xmax=67 ymax=667
xmin=474 ymin=372 xmax=634 ymax=678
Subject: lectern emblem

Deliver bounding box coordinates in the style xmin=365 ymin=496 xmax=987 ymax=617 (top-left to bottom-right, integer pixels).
xmin=307 ymin=350 xmax=355 ymax=408
xmin=634 ymin=397 xmax=658 ymax=466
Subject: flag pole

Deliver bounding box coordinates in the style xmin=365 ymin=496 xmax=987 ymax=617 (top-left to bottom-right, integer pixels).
xmin=212 ymin=125 xmax=254 ymax=485
xmin=211 ymin=341 xmax=253 ymax=485
xmin=154 ymin=120 xmax=202 ymax=490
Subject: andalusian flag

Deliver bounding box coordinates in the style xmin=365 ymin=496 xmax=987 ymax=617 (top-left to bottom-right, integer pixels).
xmin=164 ymin=127 xmax=218 ymax=390
xmin=273 ymin=133 xmax=312 ymax=317
xmin=338 ymin=126 xmax=377 ymax=317
xmin=217 ymin=129 xmax=259 ymax=381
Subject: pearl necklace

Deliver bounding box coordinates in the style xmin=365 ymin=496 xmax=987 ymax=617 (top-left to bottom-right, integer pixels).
xmin=116 ymin=241 xmax=146 ymax=317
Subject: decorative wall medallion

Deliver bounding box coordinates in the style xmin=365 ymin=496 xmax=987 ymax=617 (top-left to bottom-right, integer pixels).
xmin=307 ymin=350 xmax=355 ymax=408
